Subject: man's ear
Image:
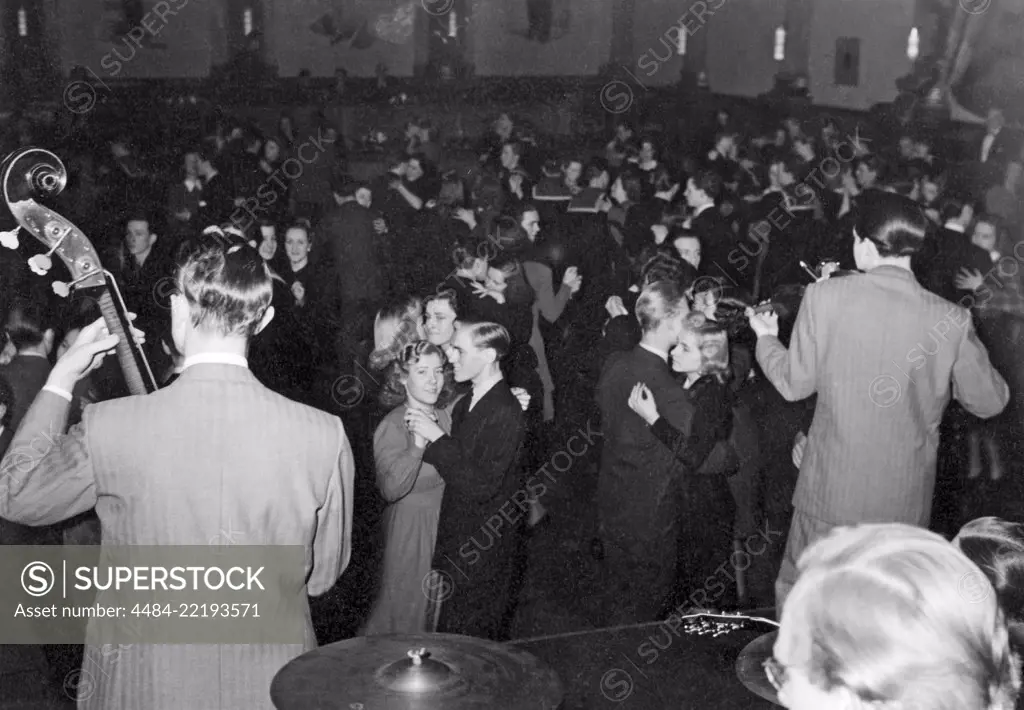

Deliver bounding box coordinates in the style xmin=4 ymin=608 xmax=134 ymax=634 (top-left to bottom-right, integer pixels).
xmin=254 ymin=306 xmax=275 ymax=336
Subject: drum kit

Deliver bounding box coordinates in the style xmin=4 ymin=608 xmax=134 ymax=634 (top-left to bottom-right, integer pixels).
xmin=735 ymin=630 xmax=782 ymax=707
xmin=270 ymin=625 xmax=783 ymax=709
xmin=270 ymin=632 xmax=564 ymax=709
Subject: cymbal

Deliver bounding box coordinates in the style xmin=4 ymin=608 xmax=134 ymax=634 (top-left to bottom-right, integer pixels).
xmin=735 ymin=630 xmax=782 ymax=707
xmin=270 ymin=633 xmax=564 ymax=709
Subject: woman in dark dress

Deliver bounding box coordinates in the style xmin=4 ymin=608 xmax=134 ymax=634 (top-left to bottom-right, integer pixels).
xmin=247 ymin=222 xmax=293 ymax=395
xmin=498 ymin=207 xmax=581 ymax=423
xmin=274 ymin=222 xmax=334 ymax=402
xmin=688 ymin=280 xmax=764 ymax=599
xmin=600 ymin=166 xmax=660 ymax=259
xmin=628 ymin=313 xmax=739 ymax=610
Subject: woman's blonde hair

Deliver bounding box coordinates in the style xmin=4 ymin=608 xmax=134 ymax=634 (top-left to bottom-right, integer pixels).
xmin=779 ymin=523 xmax=1020 ymax=710
xmin=378 ymin=340 xmax=454 ymax=410
xmin=681 ymin=312 xmax=730 ymax=383
xmin=369 ymin=297 xmax=423 ymax=371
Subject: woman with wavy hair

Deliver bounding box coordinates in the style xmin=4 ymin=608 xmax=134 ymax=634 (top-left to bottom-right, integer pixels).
xmin=362 ymin=341 xmax=454 ymax=635
xmin=772 ymin=523 xmax=1020 ymax=710
xmin=369 ymin=296 xmax=426 ymax=372
xmin=627 ymin=312 xmax=739 ymax=610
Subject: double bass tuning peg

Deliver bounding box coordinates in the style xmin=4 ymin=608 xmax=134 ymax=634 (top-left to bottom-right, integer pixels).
xmin=0 ymin=228 xmax=19 ymax=250
xmin=52 ymin=281 xmax=70 ymax=298
xmin=29 ymin=253 xmax=53 ymax=276
xmin=28 ymin=222 xmax=72 ymax=276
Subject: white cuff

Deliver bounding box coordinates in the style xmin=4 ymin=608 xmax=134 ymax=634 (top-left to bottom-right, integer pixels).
xmin=42 ymin=385 xmax=73 ymax=402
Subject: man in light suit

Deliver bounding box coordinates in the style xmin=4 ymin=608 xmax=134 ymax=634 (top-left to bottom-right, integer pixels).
xmin=0 ymin=239 xmax=355 ymax=709
xmin=749 ymin=191 xmax=1008 ymax=616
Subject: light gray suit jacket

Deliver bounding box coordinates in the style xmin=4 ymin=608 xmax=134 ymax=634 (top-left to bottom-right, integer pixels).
xmin=0 ymin=363 xmax=355 ymax=710
xmin=757 ymin=265 xmax=1008 ymax=526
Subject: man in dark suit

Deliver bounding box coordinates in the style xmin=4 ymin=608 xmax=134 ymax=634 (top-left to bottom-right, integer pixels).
xmin=319 ymin=176 xmax=385 ymax=343
xmin=0 ymin=300 xmax=55 ymax=438
xmin=913 ymin=197 xmax=990 ymax=305
xmin=687 ymin=170 xmax=745 ymax=291
xmin=595 ymin=281 xmax=695 ymax=624
xmin=407 ymin=322 xmax=527 ymax=641
xmin=975 ymin=109 xmax=1020 ymax=190
xmin=0 ymin=299 xmax=61 ymax=546
xmin=196 ymin=152 xmax=236 ymax=229
xmin=373 ymin=152 xmax=423 ymax=235
xmin=705 ymin=132 xmax=739 ymax=184
xmin=748 ymin=192 xmax=1008 ymax=616
xmin=114 ymin=211 xmax=174 ymax=370
xmin=0 ymin=239 xmax=355 ymax=709
xmin=165 ymin=148 xmax=205 ymax=244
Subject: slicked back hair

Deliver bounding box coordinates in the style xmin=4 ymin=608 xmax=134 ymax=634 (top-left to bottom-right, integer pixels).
xmin=854 ymin=191 xmax=928 ymax=258
xmin=635 ymin=281 xmax=689 ymax=334
xmin=460 ymin=321 xmax=510 ymax=361
xmin=176 ymin=240 xmax=272 ymax=338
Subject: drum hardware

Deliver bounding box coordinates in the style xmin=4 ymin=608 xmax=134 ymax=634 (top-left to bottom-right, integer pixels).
xmin=270 ymin=632 xmax=564 ymax=709
xmin=736 ymin=630 xmax=782 ymax=707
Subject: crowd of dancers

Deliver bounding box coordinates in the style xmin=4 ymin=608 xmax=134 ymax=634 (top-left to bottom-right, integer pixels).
xmin=0 ymin=93 xmax=1023 ymax=708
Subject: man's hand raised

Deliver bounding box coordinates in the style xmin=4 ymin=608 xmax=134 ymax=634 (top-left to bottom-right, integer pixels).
xmin=48 ymin=316 xmax=144 ymax=393
xmin=746 ymin=307 xmax=779 ymax=339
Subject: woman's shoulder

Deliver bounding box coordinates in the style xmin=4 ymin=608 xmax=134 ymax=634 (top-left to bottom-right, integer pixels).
xmin=375 ymin=404 xmax=408 ymax=434
xmin=690 ymin=375 xmax=733 ymax=404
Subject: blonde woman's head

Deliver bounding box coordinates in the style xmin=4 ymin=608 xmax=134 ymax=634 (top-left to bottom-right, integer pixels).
xmin=369 ymin=297 xmax=424 ymax=371
xmin=669 ymin=312 xmax=730 ymax=382
xmin=775 ymin=523 xmax=1020 ymax=710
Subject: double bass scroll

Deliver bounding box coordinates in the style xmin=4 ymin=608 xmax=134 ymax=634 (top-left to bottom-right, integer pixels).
xmin=0 ymin=147 xmax=158 ymax=396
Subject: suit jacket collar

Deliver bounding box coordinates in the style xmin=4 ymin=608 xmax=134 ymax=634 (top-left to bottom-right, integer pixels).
xmin=175 ymin=363 xmax=260 ymax=385
xmin=867 ymin=264 xmax=917 ymax=283
xmin=453 ymin=379 xmax=509 ymax=427
xmin=469 ymin=372 xmax=504 ymax=409
xmin=183 ymin=353 xmax=248 ymax=370
xmin=639 ymin=342 xmax=669 ymax=364
xmin=635 ymin=344 xmax=670 ymax=366
xmin=693 ymin=202 xmax=716 ymax=218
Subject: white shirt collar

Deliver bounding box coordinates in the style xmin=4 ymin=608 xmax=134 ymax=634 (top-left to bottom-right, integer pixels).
xmin=944 ymin=221 xmax=965 ymax=233
xmin=183 ymin=353 xmax=248 ymax=371
xmin=694 ymin=202 xmax=715 ymax=217
xmin=640 ymin=342 xmax=669 ymax=363
xmin=184 ymin=178 xmax=201 ymax=192
xmin=469 ymin=371 xmax=504 ymax=410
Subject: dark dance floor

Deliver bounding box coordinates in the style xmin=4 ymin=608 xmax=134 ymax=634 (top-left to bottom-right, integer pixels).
xmin=511 ymin=621 xmax=779 ymax=709
xmin=3 ymin=423 xmax=1023 ymax=708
